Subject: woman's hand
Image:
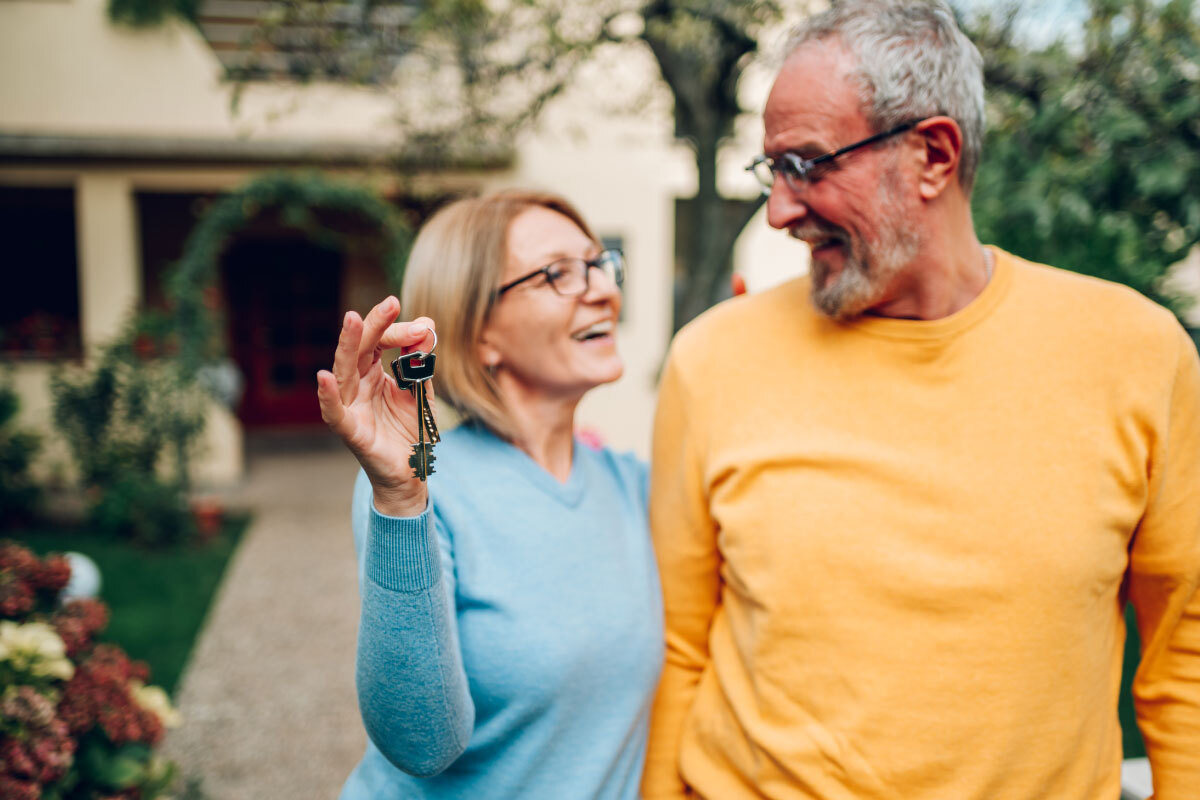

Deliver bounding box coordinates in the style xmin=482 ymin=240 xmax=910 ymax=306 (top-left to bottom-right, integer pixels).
xmin=316 ymin=296 xmax=437 ymax=517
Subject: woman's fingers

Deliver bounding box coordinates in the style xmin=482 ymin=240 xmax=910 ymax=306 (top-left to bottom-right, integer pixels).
xmin=333 ymin=311 xmax=364 ymax=406
xmin=357 ymin=296 xmax=400 ymax=376
xmin=315 ymin=370 xmax=347 ymax=431
xmin=380 ymin=316 xmax=437 ymax=352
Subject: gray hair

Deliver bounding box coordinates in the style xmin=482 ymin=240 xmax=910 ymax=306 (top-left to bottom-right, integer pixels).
xmin=784 ymin=0 xmax=986 ymax=193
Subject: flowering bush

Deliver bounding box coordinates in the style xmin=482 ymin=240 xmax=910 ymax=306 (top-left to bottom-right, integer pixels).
xmin=0 ymin=541 xmax=179 ymax=799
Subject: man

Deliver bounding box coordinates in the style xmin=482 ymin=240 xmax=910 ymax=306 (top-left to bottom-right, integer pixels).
xmin=643 ymin=2 xmax=1200 ymax=798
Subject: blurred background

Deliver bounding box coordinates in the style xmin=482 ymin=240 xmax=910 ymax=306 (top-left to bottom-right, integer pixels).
xmin=1 ymin=0 xmax=1197 ymax=797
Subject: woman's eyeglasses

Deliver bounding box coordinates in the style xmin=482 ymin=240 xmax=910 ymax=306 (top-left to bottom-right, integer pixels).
xmin=496 ymin=249 xmax=626 ymax=298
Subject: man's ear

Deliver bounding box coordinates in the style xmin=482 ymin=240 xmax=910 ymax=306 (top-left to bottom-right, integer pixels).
xmin=913 ymin=116 xmax=962 ymax=200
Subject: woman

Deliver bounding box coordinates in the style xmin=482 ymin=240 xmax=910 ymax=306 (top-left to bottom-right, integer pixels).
xmin=317 ymin=190 xmax=663 ymax=799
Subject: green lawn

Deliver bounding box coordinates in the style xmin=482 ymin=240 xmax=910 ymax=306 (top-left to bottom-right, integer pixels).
xmin=9 ymin=516 xmax=247 ymax=696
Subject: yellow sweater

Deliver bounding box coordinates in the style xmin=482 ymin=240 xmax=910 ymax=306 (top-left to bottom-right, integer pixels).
xmin=644 ymin=248 xmax=1200 ymax=800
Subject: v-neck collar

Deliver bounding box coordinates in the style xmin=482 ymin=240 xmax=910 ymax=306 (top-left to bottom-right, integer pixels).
xmin=462 ymin=423 xmax=589 ymax=508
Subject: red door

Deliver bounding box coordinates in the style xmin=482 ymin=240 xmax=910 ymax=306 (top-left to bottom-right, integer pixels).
xmin=224 ymin=239 xmax=342 ymax=427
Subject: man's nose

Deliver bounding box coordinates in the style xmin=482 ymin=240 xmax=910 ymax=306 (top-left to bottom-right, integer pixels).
xmin=765 ymin=180 xmax=808 ymax=231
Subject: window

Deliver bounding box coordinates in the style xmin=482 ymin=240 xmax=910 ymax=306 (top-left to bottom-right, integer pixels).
xmin=0 ymin=187 xmax=81 ymax=359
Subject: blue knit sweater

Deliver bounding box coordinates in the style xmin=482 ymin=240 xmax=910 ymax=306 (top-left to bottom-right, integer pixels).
xmin=339 ymin=423 xmax=663 ymax=800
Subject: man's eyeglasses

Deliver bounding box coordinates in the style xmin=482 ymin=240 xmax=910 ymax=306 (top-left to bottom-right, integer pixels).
xmin=746 ymin=118 xmax=928 ymax=196
xmin=495 ymin=249 xmax=626 ymax=298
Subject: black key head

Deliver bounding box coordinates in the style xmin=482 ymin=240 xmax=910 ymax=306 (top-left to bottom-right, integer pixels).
xmin=392 ymin=351 xmax=436 ymax=387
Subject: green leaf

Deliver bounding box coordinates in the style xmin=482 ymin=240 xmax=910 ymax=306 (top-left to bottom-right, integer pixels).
xmin=79 ymin=738 xmax=151 ymax=790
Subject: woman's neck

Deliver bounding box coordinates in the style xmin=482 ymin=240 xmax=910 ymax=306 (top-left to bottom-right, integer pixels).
xmin=494 ymin=377 xmax=579 ymax=483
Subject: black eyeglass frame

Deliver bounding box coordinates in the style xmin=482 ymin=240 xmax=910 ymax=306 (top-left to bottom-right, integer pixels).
xmin=746 ymin=118 xmax=929 ymax=196
xmin=495 ymin=249 xmax=625 ymax=297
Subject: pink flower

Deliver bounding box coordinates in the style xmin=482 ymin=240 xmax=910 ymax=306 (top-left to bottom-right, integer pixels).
xmin=57 ymin=645 xmax=163 ymax=745
xmin=575 ymin=427 xmax=606 ymax=451
xmin=53 ymin=597 xmax=110 ymax=657
xmin=0 ymin=686 xmax=56 ymax=728
xmin=0 ymin=542 xmax=38 ymax=579
xmin=0 ymin=580 xmax=34 ymax=618
xmin=33 ymin=556 xmax=71 ymax=592
xmin=0 ymin=776 xmax=39 ymax=800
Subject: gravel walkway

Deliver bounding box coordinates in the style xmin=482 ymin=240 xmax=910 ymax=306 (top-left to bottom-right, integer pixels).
xmin=162 ymin=439 xmax=366 ymax=800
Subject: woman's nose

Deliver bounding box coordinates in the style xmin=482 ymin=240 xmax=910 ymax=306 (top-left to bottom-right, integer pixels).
xmin=582 ymin=267 xmax=621 ymax=302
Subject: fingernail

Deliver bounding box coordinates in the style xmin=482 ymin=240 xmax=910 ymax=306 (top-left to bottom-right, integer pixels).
xmin=408 ymin=323 xmax=427 ymax=335
xmin=344 ymin=311 xmax=352 ymax=325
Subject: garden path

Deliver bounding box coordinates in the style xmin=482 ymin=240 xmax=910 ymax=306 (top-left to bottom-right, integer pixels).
xmin=162 ymin=436 xmax=366 ymax=799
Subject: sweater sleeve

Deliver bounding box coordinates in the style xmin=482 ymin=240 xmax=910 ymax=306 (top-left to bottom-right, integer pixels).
xmin=642 ymin=345 xmax=722 ymax=799
xmin=1128 ymin=325 xmax=1200 ymax=799
xmin=351 ymin=475 xmax=475 ymax=778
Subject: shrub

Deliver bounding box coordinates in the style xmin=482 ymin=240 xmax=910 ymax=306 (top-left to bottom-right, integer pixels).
xmin=0 ymin=540 xmax=180 ymax=799
xmin=0 ymin=370 xmax=42 ymax=524
xmin=50 ymin=312 xmax=206 ymax=546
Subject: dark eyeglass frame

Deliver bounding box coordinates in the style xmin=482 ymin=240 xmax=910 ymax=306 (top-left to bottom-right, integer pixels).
xmin=746 ymin=118 xmax=929 ymax=196
xmin=495 ymin=249 xmax=625 ymax=297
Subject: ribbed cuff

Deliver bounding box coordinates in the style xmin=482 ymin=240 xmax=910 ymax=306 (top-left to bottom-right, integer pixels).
xmin=366 ymin=500 xmax=439 ymax=593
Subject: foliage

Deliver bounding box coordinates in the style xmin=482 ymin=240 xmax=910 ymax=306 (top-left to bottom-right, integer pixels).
xmin=166 ymin=171 xmax=414 ymax=372
xmin=638 ymin=1 xmax=780 ymax=328
xmin=50 ymin=312 xmax=206 ymax=546
xmin=0 ymin=371 xmax=42 ymax=524
xmin=964 ymin=0 xmax=1200 ymax=309
xmin=107 ymin=0 xmax=200 ymax=28
xmin=129 ymin=0 xmax=1200 ymax=326
xmin=45 ymin=172 xmax=410 ymax=544
xmin=18 ymin=516 xmax=249 ymax=696
xmin=225 ymin=0 xmax=793 ymax=328
xmin=0 ymin=541 xmax=180 ymax=800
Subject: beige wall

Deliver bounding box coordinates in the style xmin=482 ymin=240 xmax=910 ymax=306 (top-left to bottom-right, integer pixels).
xmin=6 ymin=363 xmax=74 ymax=486
xmin=0 ymin=0 xmax=402 ymax=144
xmin=75 ymin=173 xmax=141 ymax=351
xmin=0 ymin=0 xmax=812 ymax=477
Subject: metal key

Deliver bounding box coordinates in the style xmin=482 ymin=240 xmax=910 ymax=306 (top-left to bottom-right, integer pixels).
xmin=391 ymin=351 xmax=440 ymax=480
xmin=391 ymin=351 xmax=436 ymax=392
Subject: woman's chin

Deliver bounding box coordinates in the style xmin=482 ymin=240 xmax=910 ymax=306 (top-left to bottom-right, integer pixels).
xmin=595 ymin=356 xmax=625 ymax=386
xmin=573 ymin=360 xmax=624 ymax=396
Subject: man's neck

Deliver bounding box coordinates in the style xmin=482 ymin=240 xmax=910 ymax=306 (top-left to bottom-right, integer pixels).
xmin=867 ymin=206 xmax=989 ymax=321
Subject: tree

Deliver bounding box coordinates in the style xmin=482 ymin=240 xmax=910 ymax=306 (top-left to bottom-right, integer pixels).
xmin=116 ymin=0 xmax=1199 ymax=327
xmin=208 ymin=0 xmax=793 ymax=330
xmin=963 ymin=0 xmax=1200 ymax=312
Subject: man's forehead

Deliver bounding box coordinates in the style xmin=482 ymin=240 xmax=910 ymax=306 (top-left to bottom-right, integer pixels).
xmin=763 ymin=41 xmax=867 ymax=150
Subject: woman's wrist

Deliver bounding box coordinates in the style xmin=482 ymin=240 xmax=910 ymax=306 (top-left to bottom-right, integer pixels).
xmin=372 ymin=484 xmax=428 ymax=518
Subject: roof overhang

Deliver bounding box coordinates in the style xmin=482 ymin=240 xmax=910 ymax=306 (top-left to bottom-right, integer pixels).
xmin=0 ymin=133 xmax=514 ymax=171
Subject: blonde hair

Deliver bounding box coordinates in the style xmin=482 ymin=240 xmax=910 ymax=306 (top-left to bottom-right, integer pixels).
xmin=400 ymin=189 xmax=598 ymax=442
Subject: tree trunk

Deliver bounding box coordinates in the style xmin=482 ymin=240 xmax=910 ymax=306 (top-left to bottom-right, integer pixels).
xmin=673 ymin=133 xmax=765 ymax=330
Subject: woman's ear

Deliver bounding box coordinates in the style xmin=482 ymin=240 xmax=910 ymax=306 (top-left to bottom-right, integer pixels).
xmin=477 ymin=331 xmax=502 ymax=370
xmin=914 ymin=116 xmax=963 ymax=200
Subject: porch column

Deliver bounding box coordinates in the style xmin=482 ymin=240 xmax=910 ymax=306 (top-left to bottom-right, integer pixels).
xmin=75 ymin=173 xmax=141 ymax=352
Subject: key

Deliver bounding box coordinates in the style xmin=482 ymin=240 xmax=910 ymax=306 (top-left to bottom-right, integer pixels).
xmin=391 ymin=350 xmax=439 ymax=480
xmin=409 ymin=378 xmax=436 ymax=481
xmin=420 ymin=390 xmax=441 ymax=443
xmin=408 ymin=442 xmax=436 ymax=480
xmin=391 ymin=351 xmax=437 ymax=393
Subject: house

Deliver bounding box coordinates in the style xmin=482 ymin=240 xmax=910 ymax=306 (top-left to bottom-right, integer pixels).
xmin=1 ymin=0 xmax=806 ymax=485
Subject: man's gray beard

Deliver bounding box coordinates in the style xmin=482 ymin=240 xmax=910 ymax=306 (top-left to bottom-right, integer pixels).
xmin=806 ymin=173 xmax=921 ymax=320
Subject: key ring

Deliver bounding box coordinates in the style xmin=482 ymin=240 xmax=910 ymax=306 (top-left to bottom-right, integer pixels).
xmin=425 ymin=329 xmax=437 ymax=354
